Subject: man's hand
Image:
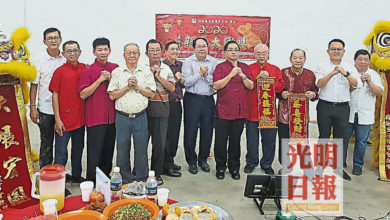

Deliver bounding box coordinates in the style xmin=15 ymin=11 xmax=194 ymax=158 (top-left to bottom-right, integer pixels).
xmin=282 ymin=91 xmax=289 ymax=99
xmin=55 ymin=118 xmax=65 ymax=136
xmin=335 ymin=65 xmax=347 ymax=76
xmin=30 ymin=106 xmax=39 ymax=124
xmin=128 ymin=77 xmax=136 ymax=89
xmin=175 ymin=72 xmax=184 ymax=83
xmin=151 ymin=65 xmax=161 ymax=78
xmin=229 ymin=67 xmax=240 ymax=78
xmin=102 ymin=70 xmax=111 ymax=81
xmin=259 ymin=70 xmax=269 ymax=78
xmin=361 ymin=73 xmax=371 ymax=83
xmin=98 ymin=71 xmax=109 ymax=83
xmin=200 ymin=65 xmax=208 ymax=77
xmin=305 ymin=91 xmax=316 ymax=99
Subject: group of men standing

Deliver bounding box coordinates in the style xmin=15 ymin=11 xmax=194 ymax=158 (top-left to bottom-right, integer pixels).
xmin=30 ymin=26 xmax=383 ymax=187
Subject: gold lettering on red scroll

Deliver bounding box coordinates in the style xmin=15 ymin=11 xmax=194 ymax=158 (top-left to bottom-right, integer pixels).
xmin=288 ymin=94 xmax=308 ymax=140
xmin=0 ymin=125 xmax=19 ymax=149
xmin=257 ymin=77 xmax=277 ymax=128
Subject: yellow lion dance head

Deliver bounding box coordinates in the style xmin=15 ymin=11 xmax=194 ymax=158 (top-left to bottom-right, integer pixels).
xmin=364 ymin=21 xmax=390 ymax=71
xmin=0 ymin=27 xmax=36 ymax=104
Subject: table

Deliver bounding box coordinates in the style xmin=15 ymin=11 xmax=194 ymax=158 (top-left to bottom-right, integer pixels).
xmin=1 ymin=195 xmax=177 ymax=219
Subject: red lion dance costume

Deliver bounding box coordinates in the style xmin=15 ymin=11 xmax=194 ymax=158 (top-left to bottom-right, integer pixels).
xmin=0 ymin=27 xmax=38 ymax=209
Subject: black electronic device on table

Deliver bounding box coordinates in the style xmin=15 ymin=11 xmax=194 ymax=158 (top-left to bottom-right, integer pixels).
xmin=244 ymin=174 xmax=295 ymax=215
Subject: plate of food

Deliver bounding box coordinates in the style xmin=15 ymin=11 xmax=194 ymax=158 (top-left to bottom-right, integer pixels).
xmin=103 ymin=198 xmax=159 ymax=220
xmin=159 ymin=201 xmax=233 ymax=220
xmin=122 ymin=181 xmax=146 ymax=199
xmin=58 ymin=210 xmax=106 ymax=220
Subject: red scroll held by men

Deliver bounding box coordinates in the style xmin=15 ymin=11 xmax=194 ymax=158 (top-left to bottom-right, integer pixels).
xmin=257 ymin=77 xmax=277 ymax=128
xmin=288 ymin=93 xmax=308 ymax=140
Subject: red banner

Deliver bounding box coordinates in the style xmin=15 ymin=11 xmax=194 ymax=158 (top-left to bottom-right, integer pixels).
xmin=156 ymin=14 xmax=271 ymax=59
xmin=257 ymin=77 xmax=277 ymax=128
xmin=288 ymin=93 xmax=308 ymax=139
xmin=0 ymin=85 xmax=37 ymax=210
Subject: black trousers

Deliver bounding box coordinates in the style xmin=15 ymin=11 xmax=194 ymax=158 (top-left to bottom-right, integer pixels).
xmin=183 ymin=92 xmax=214 ymax=165
xmin=38 ymin=111 xmax=55 ymax=168
xmin=148 ymin=116 xmax=168 ymax=177
xmin=214 ymin=117 xmax=245 ymax=172
xmin=86 ymin=123 xmax=116 ymax=182
xmin=164 ymin=100 xmax=182 ymax=170
xmin=316 ymin=100 xmax=350 ymax=139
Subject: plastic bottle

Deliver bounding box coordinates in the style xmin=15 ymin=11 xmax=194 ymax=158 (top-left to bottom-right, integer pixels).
xmin=145 ymin=170 xmax=158 ymax=203
xmin=110 ymin=167 xmax=122 ymax=202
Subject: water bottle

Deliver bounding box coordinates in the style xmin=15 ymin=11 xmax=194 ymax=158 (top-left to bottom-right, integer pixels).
xmin=145 ymin=170 xmax=158 ymax=203
xmin=110 ymin=167 xmax=122 ymax=202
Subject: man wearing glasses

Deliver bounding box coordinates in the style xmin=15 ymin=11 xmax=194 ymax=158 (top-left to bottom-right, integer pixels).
xmin=108 ymin=43 xmax=156 ymax=184
xmin=49 ymin=40 xmax=86 ymax=183
xmin=145 ymin=39 xmax=175 ymax=185
xmin=213 ymin=41 xmax=253 ymax=180
xmin=78 ymin=38 xmax=118 ymax=183
xmin=315 ymin=39 xmax=358 ymax=181
xmin=182 ymin=37 xmax=217 ymax=175
xmin=30 ymin=28 xmax=66 ymax=169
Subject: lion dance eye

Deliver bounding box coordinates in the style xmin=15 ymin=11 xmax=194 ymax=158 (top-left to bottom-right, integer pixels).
xmin=376 ymin=32 xmax=390 ymax=48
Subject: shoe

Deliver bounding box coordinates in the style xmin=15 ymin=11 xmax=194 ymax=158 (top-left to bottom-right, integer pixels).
xmin=343 ymin=162 xmax=347 ymax=168
xmin=156 ymin=176 xmax=164 ymax=186
xmin=334 ymin=168 xmax=351 ymax=181
xmin=216 ymin=170 xmax=225 ymax=180
xmin=71 ymin=176 xmax=86 ymax=184
xmin=230 ymin=171 xmax=240 ymax=180
xmin=66 ymin=174 xmax=72 ymax=182
xmin=198 ymin=161 xmax=210 ymax=172
xmin=189 ymin=164 xmax=198 ymax=175
xmin=352 ymin=166 xmax=362 ymax=176
xmin=244 ymin=165 xmax=255 ymax=174
xmin=262 ymin=167 xmax=274 ymax=175
xmin=173 ymin=163 xmax=181 ymax=171
xmin=163 ymin=168 xmax=182 ymax=177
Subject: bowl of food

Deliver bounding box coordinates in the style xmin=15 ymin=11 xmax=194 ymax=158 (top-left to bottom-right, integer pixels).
xmin=58 ymin=210 xmax=106 ymax=220
xmin=103 ymin=198 xmax=159 ymax=220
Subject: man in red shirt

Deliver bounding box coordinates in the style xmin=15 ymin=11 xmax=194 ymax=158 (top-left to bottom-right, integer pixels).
xmin=78 ymin=38 xmax=118 ymax=183
xmin=245 ymin=43 xmax=285 ymax=175
xmin=49 ymin=40 xmax=86 ymax=183
xmin=213 ymin=41 xmax=253 ymax=180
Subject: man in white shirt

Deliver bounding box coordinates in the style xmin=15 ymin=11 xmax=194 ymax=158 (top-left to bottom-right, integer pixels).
xmin=30 ymin=28 xmax=66 ymax=169
xmin=107 ymin=43 xmax=156 ymax=184
xmin=315 ymin=39 xmax=359 ymax=180
xmin=343 ymin=49 xmax=383 ymax=176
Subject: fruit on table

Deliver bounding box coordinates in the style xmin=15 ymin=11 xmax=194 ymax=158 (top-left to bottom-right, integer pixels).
xmin=90 ymin=190 xmax=104 ymax=203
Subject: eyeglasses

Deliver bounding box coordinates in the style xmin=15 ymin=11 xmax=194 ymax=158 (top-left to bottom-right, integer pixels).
xmin=226 ymin=49 xmax=240 ymax=52
xmin=329 ymin=48 xmax=344 ymax=52
xmin=124 ymin=51 xmax=139 ymax=56
xmin=65 ymin=49 xmax=80 ymax=54
xmin=195 ymin=45 xmax=207 ymax=49
xmin=148 ymin=49 xmax=161 ymax=53
xmin=46 ymin=36 xmax=60 ymax=42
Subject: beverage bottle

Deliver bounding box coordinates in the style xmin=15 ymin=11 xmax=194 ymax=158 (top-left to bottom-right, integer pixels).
xmin=145 ymin=170 xmax=158 ymax=203
xmin=110 ymin=167 xmax=122 ymax=202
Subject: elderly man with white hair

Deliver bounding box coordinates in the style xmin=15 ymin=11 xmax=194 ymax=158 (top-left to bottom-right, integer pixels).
xmin=244 ymin=43 xmax=285 ymax=175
